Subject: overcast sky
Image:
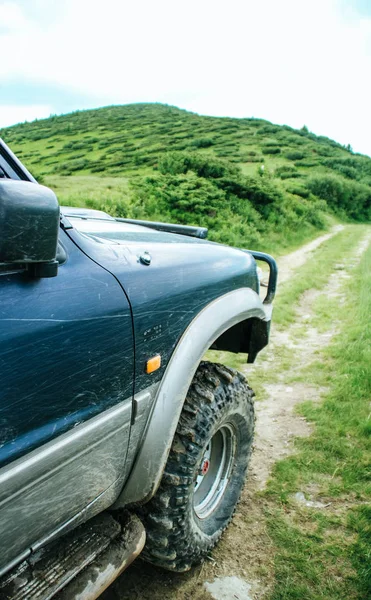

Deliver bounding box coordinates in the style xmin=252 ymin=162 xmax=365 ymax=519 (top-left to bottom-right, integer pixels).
xmin=1 ymin=0 xmax=371 ymax=156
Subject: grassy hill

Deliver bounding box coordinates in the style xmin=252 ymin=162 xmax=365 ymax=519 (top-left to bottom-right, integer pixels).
xmin=2 ymin=103 xmax=371 ymax=253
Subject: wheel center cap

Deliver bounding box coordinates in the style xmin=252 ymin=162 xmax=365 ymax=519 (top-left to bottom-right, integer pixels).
xmin=201 ymin=458 xmax=210 ymax=476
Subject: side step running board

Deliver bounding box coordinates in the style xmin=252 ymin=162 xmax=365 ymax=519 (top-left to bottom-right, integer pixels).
xmin=0 ymin=512 xmax=145 ymax=600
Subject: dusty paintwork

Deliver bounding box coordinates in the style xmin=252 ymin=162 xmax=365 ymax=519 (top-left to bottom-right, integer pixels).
xmin=65 ymin=219 xmax=259 ymax=394
xmin=0 ymin=230 xmax=134 ymax=467
xmin=0 ymin=137 xmax=276 ymax=594
xmin=118 ymin=287 xmax=268 ymax=506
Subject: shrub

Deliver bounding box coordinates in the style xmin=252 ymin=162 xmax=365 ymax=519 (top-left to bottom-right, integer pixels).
xmin=307 ymin=174 xmax=371 ymax=220
xmin=241 ymin=154 xmax=264 ymax=163
xmin=158 ymin=152 xmax=238 ymax=179
xmin=335 ymin=166 xmax=359 ymax=180
xmin=56 ymin=158 xmax=91 ymax=173
xmin=284 ymin=150 xmax=306 ymax=160
xmin=280 ymin=171 xmax=302 ymax=180
xmin=262 ymin=147 xmax=281 ymax=155
xmin=90 ymin=164 xmax=106 ymax=173
xmin=322 ymin=158 xmax=366 ymax=181
xmin=191 ymin=138 xmax=214 ymax=148
xmin=256 ymin=125 xmax=281 ymax=135
xmin=213 ymin=175 xmax=282 ymax=208
xmin=307 ymin=174 xmax=345 ymax=206
xmin=286 ymin=185 xmax=310 ymax=198
xmin=264 ymin=139 xmax=281 ymax=147
xmin=294 ymin=159 xmax=318 ymax=168
xmin=275 ymin=165 xmax=298 ymax=179
xmin=131 ymin=172 xmax=226 ymax=220
xmin=314 ymin=146 xmax=337 ymax=157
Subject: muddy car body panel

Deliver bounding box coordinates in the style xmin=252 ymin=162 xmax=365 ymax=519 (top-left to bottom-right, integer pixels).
xmin=63 ymin=217 xmax=261 ymax=394
xmin=0 ymin=137 xmax=276 ymax=584
xmin=0 ymin=226 xmax=135 ymax=572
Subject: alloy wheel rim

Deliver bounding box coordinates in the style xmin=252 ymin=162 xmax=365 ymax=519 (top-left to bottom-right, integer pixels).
xmin=193 ymin=424 xmax=236 ymax=519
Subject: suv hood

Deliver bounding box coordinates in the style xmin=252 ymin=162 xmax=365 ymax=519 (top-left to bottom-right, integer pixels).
xmin=64 ymin=213 xmax=259 ymax=394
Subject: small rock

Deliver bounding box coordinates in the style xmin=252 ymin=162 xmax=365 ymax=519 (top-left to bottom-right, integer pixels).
xmin=204 ymin=576 xmax=253 ymax=600
xmin=294 ymin=491 xmax=331 ymax=509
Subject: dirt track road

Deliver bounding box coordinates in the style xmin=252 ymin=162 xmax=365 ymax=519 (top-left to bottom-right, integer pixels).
xmin=103 ymin=225 xmax=370 ymax=600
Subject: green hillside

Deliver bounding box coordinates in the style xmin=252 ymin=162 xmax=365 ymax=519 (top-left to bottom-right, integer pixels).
xmin=2 ymin=103 xmax=371 ymax=253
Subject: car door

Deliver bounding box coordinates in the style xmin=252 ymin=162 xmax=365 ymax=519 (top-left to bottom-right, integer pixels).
xmin=0 ymin=228 xmax=134 ymax=574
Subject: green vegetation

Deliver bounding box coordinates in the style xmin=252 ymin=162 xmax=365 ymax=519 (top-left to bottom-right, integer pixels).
xmin=264 ymin=237 xmax=371 ymax=600
xmin=208 ymin=225 xmax=371 ymax=598
xmin=272 ymin=226 xmax=362 ymax=326
xmin=1 ymin=103 xmax=370 ymax=254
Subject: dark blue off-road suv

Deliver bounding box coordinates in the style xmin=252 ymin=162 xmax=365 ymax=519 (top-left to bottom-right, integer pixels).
xmin=0 ymin=139 xmax=276 ymax=600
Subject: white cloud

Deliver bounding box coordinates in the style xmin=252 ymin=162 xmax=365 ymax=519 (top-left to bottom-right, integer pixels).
xmin=1 ymin=0 xmax=371 ymax=154
xmin=0 ymin=1 xmax=27 ymax=32
xmin=0 ymin=105 xmax=53 ymax=127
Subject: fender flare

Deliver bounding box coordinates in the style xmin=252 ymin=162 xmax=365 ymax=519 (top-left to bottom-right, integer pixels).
xmin=116 ymin=287 xmax=271 ymax=506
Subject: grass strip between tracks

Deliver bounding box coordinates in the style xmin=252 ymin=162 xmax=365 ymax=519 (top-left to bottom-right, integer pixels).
xmin=272 ymin=224 xmax=367 ymax=327
xmin=264 ymin=230 xmax=371 ymax=600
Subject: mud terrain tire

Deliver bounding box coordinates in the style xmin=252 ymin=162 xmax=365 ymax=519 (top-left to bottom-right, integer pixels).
xmin=140 ymin=361 xmax=255 ymax=572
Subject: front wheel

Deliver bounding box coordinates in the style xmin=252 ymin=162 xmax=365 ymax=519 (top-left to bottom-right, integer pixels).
xmin=140 ymin=361 xmax=255 ymax=572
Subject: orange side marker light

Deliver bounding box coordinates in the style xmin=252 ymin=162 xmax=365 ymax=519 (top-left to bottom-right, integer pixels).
xmin=146 ymin=355 xmax=161 ymax=374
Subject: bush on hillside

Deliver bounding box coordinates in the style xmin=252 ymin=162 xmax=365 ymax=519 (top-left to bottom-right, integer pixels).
xmin=256 ymin=125 xmax=281 ymax=135
xmin=323 ymin=157 xmax=371 ymax=182
xmin=284 ymin=150 xmax=306 ymax=161
xmin=157 ymin=151 xmax=282 ymax=211
xmin=158 ymin=152 xmax=239 ymax=179
xmin=275 ymin=165 xmax=299 ymax=179
xmin=241 ymin=154 xmax=264 ymax=163
xmin=213 ymin=175 xmax=282 ymax=208
xmin=56 ymin=158 xmax=91 ymax=173
xmin=286 ymin=184 xmax=310 ymax=198
xmin=307 ymin=174 xmax=371 ymax=220
xmin=280 ymin=171 xmax=302 ymax=180
xmin=191 ymin=138 xmax=214 ymax=148
xmin=130 ymin=173 xmax=274 ymax=248
xmin=135 ymin=173 xmax=226 ymax=218
xmin=333 ymin=165 xmax=359 ymax=180
xmin=264 ymin=139 xmax=281 ymax=147
xmin=307 ymin=174 xmax=344 ymax=207
xmin=294 ymin=159 xmax=318 ymax=168
xmin=127 ymin=150 xmax=327 ymax=247
xmin=262 ymin=147 xmax=281 ymax=155
xmin=314 ymin=146 xmax=337 ymax=157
